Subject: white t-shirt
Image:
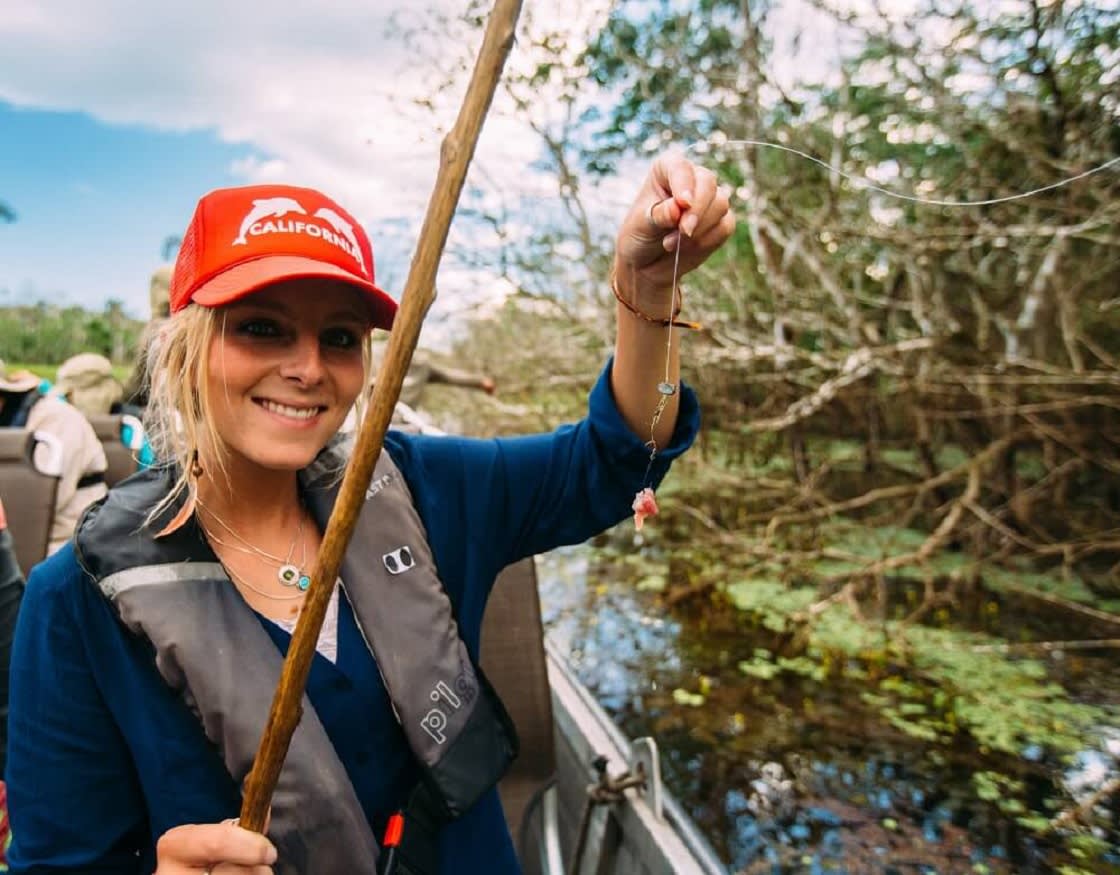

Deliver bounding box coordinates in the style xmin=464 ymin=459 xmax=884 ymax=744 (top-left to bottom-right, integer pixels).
xmin=28 ymin=395 xmax=109 ymax=554
xmin=270 ymin=582 xmax=340 ymax=663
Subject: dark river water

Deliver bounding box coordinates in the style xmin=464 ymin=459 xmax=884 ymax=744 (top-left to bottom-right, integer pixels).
xmin=536 ymin=541 xmax=1120 ymax=875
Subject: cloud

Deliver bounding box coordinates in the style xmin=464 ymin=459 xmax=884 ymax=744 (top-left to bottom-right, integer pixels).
xmin=0 ymin=1 xmax=476 ymax=216
xmin=0 ymin=1 xmax=562 ymax=340
xmin=0 ymin=0 xmax=676 ymax=347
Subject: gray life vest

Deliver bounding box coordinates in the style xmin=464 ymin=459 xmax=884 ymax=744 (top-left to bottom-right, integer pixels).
xmin=74 ymin=440 xmax=518 ymax=874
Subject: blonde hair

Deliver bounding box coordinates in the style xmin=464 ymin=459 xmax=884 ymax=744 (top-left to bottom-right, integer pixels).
xmin=141 ymin=302 xmax=374 ymax=529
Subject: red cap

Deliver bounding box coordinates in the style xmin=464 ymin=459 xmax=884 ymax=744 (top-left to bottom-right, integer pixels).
xmin=170 ymin=184 xmax=397 ymax=329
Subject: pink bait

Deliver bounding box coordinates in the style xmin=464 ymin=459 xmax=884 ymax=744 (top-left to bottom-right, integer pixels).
xmin=631 ymin=487 xmax=659 ymax=531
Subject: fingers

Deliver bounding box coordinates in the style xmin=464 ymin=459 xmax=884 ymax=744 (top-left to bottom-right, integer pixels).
xmin=156 ymin=822 xmax=277 ymax=874
xmin=693 ymin=207 xmax=737 ymax=252
xmin=618 ymin=151 xmax=736 ymax=281
xmin=652 ymin=190 xmax=734 ymax=255
xmin=678 ymin=168 xmax=718 ymax=238
xmin=206 ymin=864 xmax=275 ymax=875
xmin=648 ymin=159 xmax=731 ymax=242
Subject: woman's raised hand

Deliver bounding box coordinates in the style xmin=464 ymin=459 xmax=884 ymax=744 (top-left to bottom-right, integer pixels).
xmin=613 ymin=151 xmax=736 ymax=297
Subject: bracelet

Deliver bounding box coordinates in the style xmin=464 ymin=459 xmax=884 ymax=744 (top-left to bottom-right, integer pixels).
xmin=609 ymin=273 xmax=702 ymax=331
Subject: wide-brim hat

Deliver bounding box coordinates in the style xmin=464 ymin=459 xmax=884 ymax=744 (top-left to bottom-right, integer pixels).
xmin=0 ymin=359 xmax=42 ymax=393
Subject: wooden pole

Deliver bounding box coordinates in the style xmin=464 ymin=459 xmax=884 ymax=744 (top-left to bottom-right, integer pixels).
xmin=239 ymin=0 xmax=524 ymax=832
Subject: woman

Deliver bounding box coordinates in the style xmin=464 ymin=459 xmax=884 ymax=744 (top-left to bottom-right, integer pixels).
xmin=6 ymin=152 xmax=734 ymax=874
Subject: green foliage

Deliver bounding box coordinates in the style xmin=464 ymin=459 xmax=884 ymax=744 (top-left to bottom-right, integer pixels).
xmin=429 ymin=1 xmax=1120 ymax=865
xmin=0 ymin=301 xmax=143 ymax=365
xmin=982 ymin=563 xmax=1100 ymax=607
xmin=908 ymin=625 xmax=1108 ymax=757
xmin=584 ymin=0 xmax=771 ymax=169
xmin=723 ymin=570 xmax=1116 ymax=760
xmin=6 ymin=362 xmax=132 ymax=385
xmin=672 ymin=687 xmax=706 ymax=707
xmin=1067 ymin=833 xmax=1114 ymax=862
xmin=724 ymin=579 xmax=816 ymax=631
xmin=635 ymin=573 xmax=668 ymax=592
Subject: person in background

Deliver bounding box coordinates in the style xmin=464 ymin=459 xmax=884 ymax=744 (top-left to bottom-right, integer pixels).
xmin=0 ymin=362 xmax=108 ymax=555
xmin=0 ymin=497 xmax=24 ymax=870
xmin=121 ymin=265 xmax=173 ymax=411
xmin=7 ymin=152 xmax=734 ymax=873
xmin=53 ymin=353 xmax=124 ymax=418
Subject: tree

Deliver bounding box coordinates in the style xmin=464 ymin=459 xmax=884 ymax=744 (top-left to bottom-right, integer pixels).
xmin=418 ymin=1 xmax=1120 ymax=861
xmin=583 ymin=0 xmax=1120 ymax=554
xmin=0 ymin=200 xmax=15 ymax=223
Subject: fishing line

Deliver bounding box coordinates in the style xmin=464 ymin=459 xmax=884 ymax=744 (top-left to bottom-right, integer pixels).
xmin=689 ymin=139 xmax=1120 ymax=207
xmin=635 ymin=139 xmax=1118 ymax=514
xmin=639 ymin=236 xmax=684 ymax=490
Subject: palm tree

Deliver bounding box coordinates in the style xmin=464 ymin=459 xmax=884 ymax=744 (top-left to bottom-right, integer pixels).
xmin=0 ymin=200 xmax=15 ymax=223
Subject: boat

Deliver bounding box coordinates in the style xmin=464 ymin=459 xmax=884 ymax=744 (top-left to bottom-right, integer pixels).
xmin=483 ymin=558 xmax=729 ymax=875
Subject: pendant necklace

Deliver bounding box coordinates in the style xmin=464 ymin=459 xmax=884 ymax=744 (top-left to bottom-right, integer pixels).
xmin=276 ymin=528 xmax=311 ymax=591
xmin=197 ymin=500 xmax=313 ymax=591
xmin=223 ymin=560 xmax=308 ymax=602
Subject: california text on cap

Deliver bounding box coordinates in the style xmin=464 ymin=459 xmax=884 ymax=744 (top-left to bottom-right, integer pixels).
xmin=169 ymin=184 xmax=398 ymax=330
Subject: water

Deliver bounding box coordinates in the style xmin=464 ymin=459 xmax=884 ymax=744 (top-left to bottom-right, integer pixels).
xmin=537 ymin=541 xmax=1120 ymax=874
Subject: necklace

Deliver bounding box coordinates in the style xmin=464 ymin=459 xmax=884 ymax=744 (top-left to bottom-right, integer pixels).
xmin=197 ymin=500 xmax=313 ymax=591
xmin=222 ymin=558 xmax=307 ymax=602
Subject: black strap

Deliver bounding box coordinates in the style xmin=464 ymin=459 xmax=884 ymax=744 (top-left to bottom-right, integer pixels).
xmin=377 ymin=663 xmax=518 ymax=874
xmin=380 ymin=783 xmax=447 ymax=875
xmin=77 ymin=472 xmax=106 ymax=490
xmin=1 ymin=391 xmax=40 ymax=429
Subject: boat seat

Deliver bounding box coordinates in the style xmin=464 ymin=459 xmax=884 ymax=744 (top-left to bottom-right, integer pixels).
xmin=86 ymin=413 xmax=145 ymax=487
xmin=482 ymin=557 xmax=557 ymax=846
xmin=0 ymin=428 xmax=63 ymax=577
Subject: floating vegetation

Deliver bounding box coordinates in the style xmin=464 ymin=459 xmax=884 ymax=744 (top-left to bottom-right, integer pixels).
xmin=545 ymin=499 xmax=1120 ymax=870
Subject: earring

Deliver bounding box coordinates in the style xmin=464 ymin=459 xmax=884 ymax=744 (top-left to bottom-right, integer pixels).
xmin=156 ymin=450 xmax=202 ymax=539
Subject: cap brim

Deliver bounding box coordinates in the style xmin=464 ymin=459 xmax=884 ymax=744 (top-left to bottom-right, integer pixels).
xmin=189 ymin=255 xmax=397 ymax=330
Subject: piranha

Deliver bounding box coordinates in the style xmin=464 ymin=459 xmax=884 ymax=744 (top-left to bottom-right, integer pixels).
xmin=631 ymin=487 xmax=659 ymax=531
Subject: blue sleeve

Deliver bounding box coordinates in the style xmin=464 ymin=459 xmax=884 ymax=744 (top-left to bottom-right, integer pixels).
xmin=0 ymin=527 xmax=24 ymax=773
xmin=6 ymin=549 xmax=147 ymax=874
xmin=398 ymin=358 xmax=700 ymax=569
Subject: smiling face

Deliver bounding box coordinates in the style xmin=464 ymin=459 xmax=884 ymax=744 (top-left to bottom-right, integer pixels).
xmin=205 ymin=278 xmax=371 ymax=475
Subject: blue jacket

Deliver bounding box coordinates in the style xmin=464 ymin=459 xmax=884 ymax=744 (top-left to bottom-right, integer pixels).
xmin=6 ymin=362 xmax=700 ymax=874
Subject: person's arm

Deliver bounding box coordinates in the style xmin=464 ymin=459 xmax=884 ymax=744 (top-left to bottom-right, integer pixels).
xmin=8 ymin=551 xmax=277 ymax=875
xmin=6 ymin=556 xmax=146 ymax=873
xmin=396 ymin=359 xmax=701 ymax=569
xmin=610 ymin=152 xmax=734 ymax=448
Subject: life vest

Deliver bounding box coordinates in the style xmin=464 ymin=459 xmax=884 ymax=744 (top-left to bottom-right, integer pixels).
xmin=74 ymin=438 xmax=518 ymax=874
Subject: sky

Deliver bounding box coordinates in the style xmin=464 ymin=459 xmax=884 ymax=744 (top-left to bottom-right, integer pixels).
xmin=0 ymin=0 xmax=560 ymax=331
xmin=0 ymin=0 xmax=839 ymax=335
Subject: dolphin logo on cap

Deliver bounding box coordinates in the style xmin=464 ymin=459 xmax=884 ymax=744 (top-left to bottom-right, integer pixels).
xmin=313 ymin=207 xmax=367 ymax=275
xmin=233 ymin=197 xmax=307 ymax=245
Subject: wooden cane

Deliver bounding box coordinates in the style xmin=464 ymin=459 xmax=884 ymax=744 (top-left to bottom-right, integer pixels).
xmin=239 ymin=0 xmax=524 ymax=832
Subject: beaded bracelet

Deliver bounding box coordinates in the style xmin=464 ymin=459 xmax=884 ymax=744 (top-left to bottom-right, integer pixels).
xmin=610 ymin=273 xmax=702 ymax=331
